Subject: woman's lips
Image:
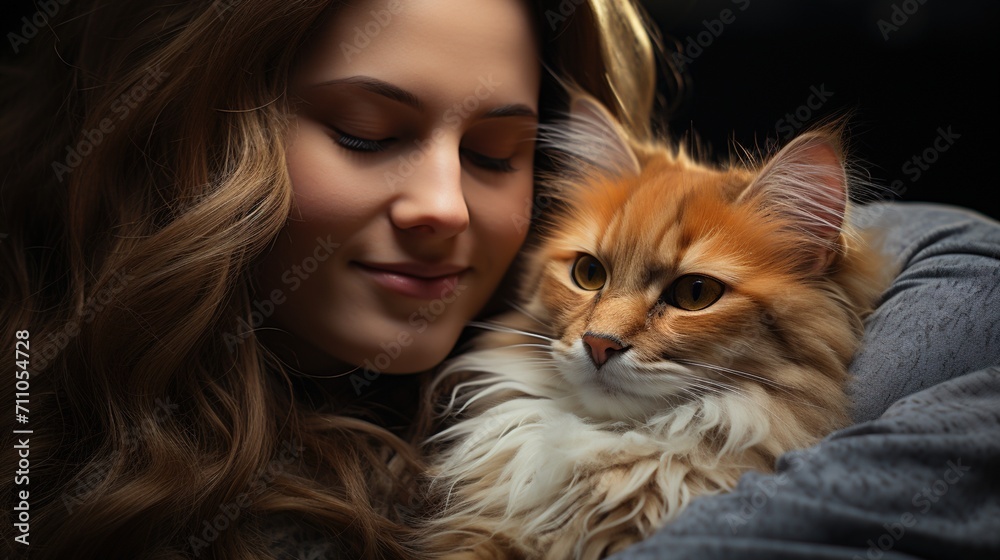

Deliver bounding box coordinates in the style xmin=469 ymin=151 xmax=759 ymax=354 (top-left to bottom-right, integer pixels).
xmin=353 ymin=262 xmax=468 ymax=300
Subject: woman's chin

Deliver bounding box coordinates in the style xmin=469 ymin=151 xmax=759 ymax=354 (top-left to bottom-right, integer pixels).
xmin=341 ymin=323 xmax=464 ymax=375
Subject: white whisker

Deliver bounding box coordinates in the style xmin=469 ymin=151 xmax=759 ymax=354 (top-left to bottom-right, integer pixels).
xmin=676 ymin=360 xmax=834 ymax=414
xmin=674 ymin=359 xmax=792 ymax=391
xmin=466 ymin=321 xmax=555 ymax=342
xmin=504 ymin=343 xmax=554 ymax=351
xmin=504 ymin=300 xmax=549 ymax=328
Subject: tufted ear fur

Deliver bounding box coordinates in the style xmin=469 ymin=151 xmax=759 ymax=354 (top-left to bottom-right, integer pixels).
xmin=738 ymin=129 xmax=849 ymax=273
xmin=539 ymin=92 xmax=641 ymax=180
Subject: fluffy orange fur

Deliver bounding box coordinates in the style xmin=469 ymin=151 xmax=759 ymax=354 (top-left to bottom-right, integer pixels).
xmin=418 ymin=93 xmax=894 ymax=559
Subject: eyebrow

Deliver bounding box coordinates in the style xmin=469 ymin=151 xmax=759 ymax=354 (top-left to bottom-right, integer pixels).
xmin=304 ymin=75 xmax=537 ymax=119
xmin=482 ymin=104 xmax=538 ymax=119
xmin=306 ymin=75 xmax=423 ymax=109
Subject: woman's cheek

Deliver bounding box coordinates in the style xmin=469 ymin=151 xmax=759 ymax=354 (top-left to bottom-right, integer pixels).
xmin=501 ymin=171 xmax=537 ymax=249
xmin=477 ymin=150 xmax=535 ymax=226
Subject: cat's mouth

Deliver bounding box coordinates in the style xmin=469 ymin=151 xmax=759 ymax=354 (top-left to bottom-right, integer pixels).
xmin=588 ymin=363 xmax=647 ymax=396
xmin=551 ymin=340 xmax=699 ymax=418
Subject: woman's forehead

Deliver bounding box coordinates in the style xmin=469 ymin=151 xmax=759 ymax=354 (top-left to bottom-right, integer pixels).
xmin=291 ymin=0 xmax=541 ymax=113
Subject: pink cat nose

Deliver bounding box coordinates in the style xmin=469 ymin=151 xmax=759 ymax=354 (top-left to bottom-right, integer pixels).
xmin=582 ymin=332 xmax=630 ymax=368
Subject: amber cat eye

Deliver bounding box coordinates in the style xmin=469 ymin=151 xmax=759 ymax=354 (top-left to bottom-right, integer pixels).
xmin=572 ymin=254 xmax=607 ymax=290
xmin=666 ymin=274 xmax=725 ymax=311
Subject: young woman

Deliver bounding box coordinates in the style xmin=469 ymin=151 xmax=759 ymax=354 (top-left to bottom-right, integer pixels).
xmin=1 ymin=1 xmax=997 ymax=559
xmin=0 ymin=1 xmax=656 ymax=558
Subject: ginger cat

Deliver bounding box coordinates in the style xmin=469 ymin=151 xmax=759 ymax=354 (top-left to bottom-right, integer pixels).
xmin=419 ymin=92 xmax=893 ymax=560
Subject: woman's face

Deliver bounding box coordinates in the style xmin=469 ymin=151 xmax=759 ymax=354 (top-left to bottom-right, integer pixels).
xmin=256 ymin=0 xmax=540 ymax=375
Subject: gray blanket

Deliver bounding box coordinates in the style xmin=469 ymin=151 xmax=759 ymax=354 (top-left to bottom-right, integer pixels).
xmin=611 ymin=367 xmax=1000 ymax=560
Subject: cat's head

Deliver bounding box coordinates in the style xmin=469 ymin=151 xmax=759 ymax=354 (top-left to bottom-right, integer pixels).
xmin=521 ymin=92 xmax=879 ymax=422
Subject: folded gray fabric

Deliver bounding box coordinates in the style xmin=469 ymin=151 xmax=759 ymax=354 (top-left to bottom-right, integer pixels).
xmin=610 ymin=367 xmax=1000 ymax=560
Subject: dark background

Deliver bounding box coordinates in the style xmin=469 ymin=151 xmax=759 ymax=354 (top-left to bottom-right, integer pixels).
xmin=3 ymin=0 xmax=997 ymax=220
xmin=639 ymin=0 xmax=999 ymax=220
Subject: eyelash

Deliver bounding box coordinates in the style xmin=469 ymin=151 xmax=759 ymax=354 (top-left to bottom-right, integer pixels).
xmin=334 ymin=129 xmax=389 ymax=152
xmin=333 ymin=130 xmax=517 ymax=173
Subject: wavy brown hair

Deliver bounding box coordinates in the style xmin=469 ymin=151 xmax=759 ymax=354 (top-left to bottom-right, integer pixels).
xmin=0 ymin=0 xmax=661 ymax=558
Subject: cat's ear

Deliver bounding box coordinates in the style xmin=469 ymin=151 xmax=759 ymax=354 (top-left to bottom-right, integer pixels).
xmin=739 ymin=129 xmax=849 ymax=273
xmin=540 ymin=92 xmax=641 ymax=178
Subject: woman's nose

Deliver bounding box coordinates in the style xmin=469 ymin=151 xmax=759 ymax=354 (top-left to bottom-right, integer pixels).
xmin=389 ymin=140 xmax=470 ymax=237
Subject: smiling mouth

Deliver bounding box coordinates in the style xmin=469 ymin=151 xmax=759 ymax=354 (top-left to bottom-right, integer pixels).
xmin=353 ymin=262 xmax=469 ymax=300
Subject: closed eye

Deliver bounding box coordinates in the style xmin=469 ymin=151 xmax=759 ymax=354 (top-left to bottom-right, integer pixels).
xmin=334 ymin=130 xmax=515 ymax=172
xmin=333 ymin=129 xmax=392 ymax=153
